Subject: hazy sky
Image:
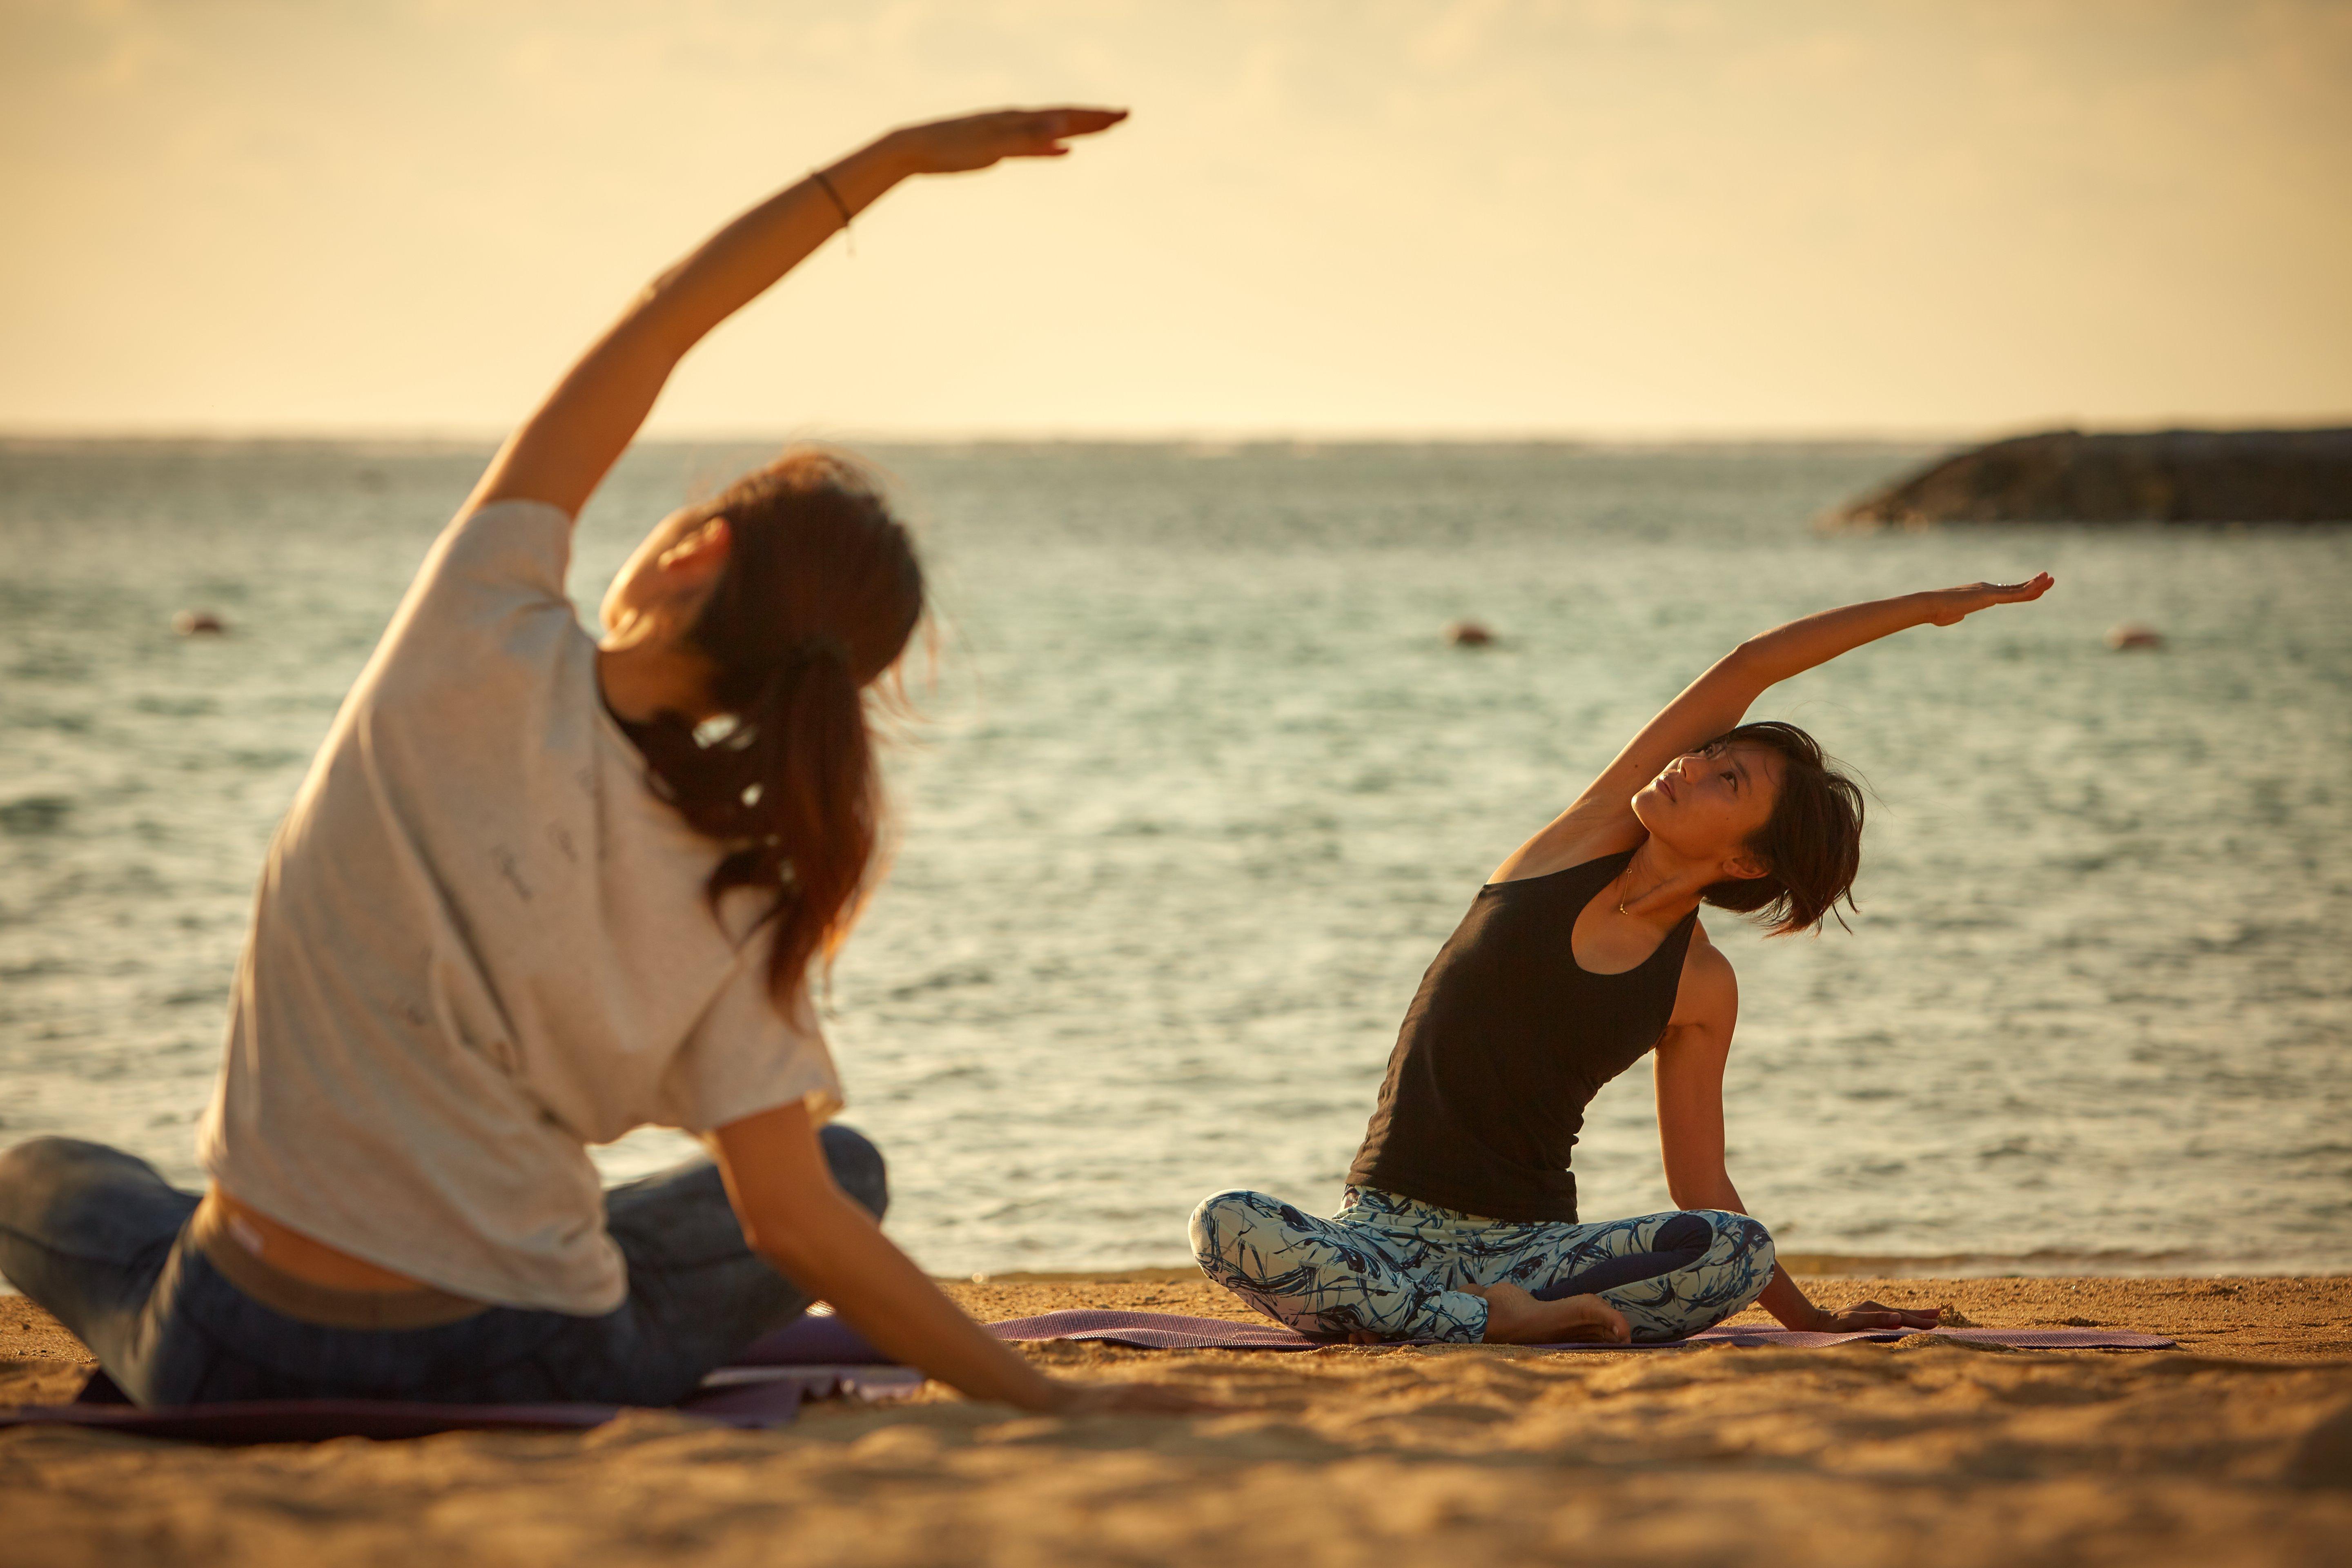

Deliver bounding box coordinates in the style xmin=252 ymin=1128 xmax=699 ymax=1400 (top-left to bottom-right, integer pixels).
xmin=4 ymin=0 xmax=2348 ymax=437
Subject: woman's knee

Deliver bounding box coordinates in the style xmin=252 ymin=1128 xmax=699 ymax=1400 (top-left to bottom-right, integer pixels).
xmin=1189 ymin=1189 xmax=1295 ymax=1277
xmin=1699 ymin=1209 xmax=1775 ymax=1274
xmin=1683 ymin=1209 xmax=1775 ymax=1309
xmin=818 ymin=1124 xmax=888 ymax=1221
xmin=0 ymin=1138 xmax=136 ymax=1228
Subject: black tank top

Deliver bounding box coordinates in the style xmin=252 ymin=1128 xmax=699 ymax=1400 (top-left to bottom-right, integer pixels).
xmin=1347 ymin=849 xmax=1698 ymax=1222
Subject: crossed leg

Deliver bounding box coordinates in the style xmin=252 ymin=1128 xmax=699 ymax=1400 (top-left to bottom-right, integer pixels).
xmin=1492 ymin=1208 xmax=1778 ymax=1341
xmin=1192 ymin=1188 xmax=1775 ymax=1345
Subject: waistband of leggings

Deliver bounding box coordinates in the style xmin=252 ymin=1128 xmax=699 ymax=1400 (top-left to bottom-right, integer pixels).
xmin=189 ymin=1192 xmax=490 ymax=1332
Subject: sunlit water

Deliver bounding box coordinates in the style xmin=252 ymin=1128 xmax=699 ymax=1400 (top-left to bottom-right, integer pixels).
xmin=3 ymin=439 xmax=2347 ymax=1280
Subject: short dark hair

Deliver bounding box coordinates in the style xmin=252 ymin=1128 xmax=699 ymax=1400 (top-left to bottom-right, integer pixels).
xmin=1697 ymin=721 xmax=1864 ymax=936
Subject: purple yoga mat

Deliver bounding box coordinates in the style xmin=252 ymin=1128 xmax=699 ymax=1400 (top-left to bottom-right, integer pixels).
xmin=970 ymin=1307 xmax=2178 ymax=1354
xmin=0 ymin=1360 xmax=920 ymax=1444
xmin=0 ymin=1308 xmax=2174 ymax=1445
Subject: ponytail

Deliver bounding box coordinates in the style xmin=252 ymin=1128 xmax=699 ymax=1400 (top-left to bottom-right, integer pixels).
xmin=628 ymin=450 xmax=922 ymax=1012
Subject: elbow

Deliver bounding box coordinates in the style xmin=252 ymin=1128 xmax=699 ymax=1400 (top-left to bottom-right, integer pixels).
xmin=744 ymin=1227 xmax=833 ymax=1293
xmin=737 ymin=1189 xmax=860 ymax=1281
xmin=1667 ymin=1175 xmax=1736 ymax=1213
xmin=1715 ymin=640 xmax=1782 ymax=698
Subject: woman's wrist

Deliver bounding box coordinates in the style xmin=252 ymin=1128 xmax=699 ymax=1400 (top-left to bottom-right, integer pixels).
xmin=820 ymin=136 xmax=919 ymax=216
xmin=860 ymin=128 xmax=924 ymax=180
xmin=992 ymin=1359 xmax=1077 ymax=1414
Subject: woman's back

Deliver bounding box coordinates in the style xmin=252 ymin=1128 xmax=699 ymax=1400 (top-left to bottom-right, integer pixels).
xmin=198 ymin=499 xmax=838 ymax=1313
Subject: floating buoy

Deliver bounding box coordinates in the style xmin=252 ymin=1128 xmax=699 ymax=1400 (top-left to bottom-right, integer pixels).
xmin=2104 ymin=623 xmax=2162 ymax=651
xmin=172 ymin=610 xmax=228 ymax=636
xmin=1444 ymin=620 xmax=1495 ymax=647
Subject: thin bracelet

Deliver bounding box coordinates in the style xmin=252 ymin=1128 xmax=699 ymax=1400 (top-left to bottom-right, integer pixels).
xmin=811 ymin=168 xmax=856 ymax=251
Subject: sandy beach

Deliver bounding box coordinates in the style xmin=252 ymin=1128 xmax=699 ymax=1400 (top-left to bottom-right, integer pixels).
xmin=6 ymin=1272 xmax=2348 ymax=1567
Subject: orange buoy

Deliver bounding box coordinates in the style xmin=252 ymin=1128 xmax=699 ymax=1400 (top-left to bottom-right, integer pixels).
xmin=1445 ymin=620 xmax=1495 ymax=647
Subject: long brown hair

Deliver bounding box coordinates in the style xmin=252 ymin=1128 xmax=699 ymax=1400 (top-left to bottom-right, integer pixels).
xmin=626 ymin=449 xmax=924 ymax=1009
xmin=1696 ymin=720 xmax=1866 ymax=936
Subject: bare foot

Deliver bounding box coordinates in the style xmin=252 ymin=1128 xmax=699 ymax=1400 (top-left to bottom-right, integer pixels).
xmin=1474 ymin=1282 xmax=1631 ymax=1345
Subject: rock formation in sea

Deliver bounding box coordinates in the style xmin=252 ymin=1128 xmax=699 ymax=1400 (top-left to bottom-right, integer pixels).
xmin=1824 ymin=427 xmax=2352 ymax=528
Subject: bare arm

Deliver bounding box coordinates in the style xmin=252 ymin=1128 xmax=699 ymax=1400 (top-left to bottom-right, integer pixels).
xmin=463 ymin=107 xmax=1127 ymax=521
xmin=1494 ymin=574 xmax=2054 ymax=880
xmin=713 ymin=1101 xmax=1207 ymax=1414
xmin=1653 ymin=933 xmax=1938 ymax=1332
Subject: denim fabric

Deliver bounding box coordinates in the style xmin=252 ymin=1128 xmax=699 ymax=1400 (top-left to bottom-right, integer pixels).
xmin=0 ymin=1129 xmax=886 ymax=1408
xmin=1190 ymin=1185 xmax=1775 ymax=1343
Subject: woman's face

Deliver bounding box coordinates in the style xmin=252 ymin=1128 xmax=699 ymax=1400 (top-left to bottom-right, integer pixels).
xmin=1630 ymin=740 xmax=1784 ymax=869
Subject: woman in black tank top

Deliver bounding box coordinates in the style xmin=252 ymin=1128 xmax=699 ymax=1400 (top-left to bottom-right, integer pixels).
xmin=1192 ymin=573 xmax=2056 ymax=1344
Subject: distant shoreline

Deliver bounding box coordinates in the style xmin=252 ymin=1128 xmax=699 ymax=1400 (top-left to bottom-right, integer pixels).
xmin=0 ymin=430 xmax=1975 ymax=453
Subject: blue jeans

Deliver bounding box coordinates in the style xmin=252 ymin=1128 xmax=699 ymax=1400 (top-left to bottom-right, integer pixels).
xmin=0 ymin=1129 xmax=886 ymax=1407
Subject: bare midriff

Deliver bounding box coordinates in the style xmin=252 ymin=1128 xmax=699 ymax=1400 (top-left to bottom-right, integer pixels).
xmin=208 ymin=1185 xmax=430 ymax=1293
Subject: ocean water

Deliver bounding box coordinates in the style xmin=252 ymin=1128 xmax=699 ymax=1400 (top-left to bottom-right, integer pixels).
xmin=3 ymin=439 xmax=2348 ymax=1281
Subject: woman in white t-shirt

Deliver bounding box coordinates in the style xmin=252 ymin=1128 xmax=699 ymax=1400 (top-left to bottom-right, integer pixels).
xmin=0 ymin=107 xmax=1201 ymax=1417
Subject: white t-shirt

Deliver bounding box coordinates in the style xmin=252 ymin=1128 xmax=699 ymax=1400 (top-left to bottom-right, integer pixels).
xmin=198 ymin=499 xmax=842 ymax=1314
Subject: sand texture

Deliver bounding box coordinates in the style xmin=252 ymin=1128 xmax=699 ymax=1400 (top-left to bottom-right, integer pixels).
xmin=5 ymin=1275 xmax=2350 ymax=1567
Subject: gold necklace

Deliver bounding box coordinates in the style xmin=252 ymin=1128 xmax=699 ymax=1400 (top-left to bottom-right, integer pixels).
xmin=1615 ymin=871 xmax=1670 ymax=915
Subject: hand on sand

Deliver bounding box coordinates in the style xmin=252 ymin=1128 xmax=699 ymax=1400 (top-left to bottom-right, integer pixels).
xmin=1042 ymin=1379 xmax=1230 ymax=1417
xmin=1924 ymin=572 xmax=2055 ymax=626
xmin=1474 ymin=1281 xmax=1633 ymax=1345
xmin=891 ymin=107 xmax=1129 ymax=175
xmin=1805 ymin=1299 xmax=1943 ymax=1333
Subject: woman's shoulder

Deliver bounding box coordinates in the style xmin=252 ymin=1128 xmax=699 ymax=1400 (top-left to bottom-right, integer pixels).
xmin=1670 ymin=921 xmax=1738 ymax=1024
xmin=364 ymin=503 xmax=585 ymax=703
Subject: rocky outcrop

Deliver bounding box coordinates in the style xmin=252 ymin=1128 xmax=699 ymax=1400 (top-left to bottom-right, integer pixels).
xmin=1826 ymin=427 xmax=2352 ymax=528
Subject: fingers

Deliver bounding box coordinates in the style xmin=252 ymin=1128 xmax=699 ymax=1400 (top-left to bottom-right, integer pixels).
xmin=1840 ymin=1301 xmax=1941 ymax=1330
xmin=1040 ymin=106 xmax=1130 ymax=136
xmin=1982 ymin=572 xmax=2054 ymax=602
xmin=1004 ymin=106 xmax=1128 ymax=158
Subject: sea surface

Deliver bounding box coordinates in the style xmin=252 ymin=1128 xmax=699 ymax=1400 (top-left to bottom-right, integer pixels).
xmin=3 ymin=439 xmax=2348 ymax=1280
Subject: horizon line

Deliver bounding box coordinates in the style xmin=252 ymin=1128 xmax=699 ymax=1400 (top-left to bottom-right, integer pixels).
xmin=3 ymin=416 xmax=2342 ymax=449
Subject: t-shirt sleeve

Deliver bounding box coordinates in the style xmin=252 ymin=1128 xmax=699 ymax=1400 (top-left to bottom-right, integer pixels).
xmin=416 ymin=498 xmax=575 ymax=612
xmin=359 ymin=497 xmax=578 ymax=708
xmin=656 ymin=957 xmax=845 ymax=1135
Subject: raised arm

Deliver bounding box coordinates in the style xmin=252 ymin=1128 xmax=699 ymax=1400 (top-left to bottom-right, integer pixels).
xmin=1494 ymin=574 xmax=2053 ymax=880
xmin=463 ymin=107 xmax=1128 ymax=521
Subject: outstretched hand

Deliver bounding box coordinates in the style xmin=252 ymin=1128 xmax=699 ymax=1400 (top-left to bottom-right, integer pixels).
xmin=1923 ymin=572 xmax=2055 ymax=626
xmin=892 ymin=107 xmax=1129 ymax=176
xmin=1807 ymin=1299 xmax=1943 ymax=1333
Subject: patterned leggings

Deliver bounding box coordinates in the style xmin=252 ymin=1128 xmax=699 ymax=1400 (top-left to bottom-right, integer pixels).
xmin=1190 ymin=1186 xmax=1776 ymax=1344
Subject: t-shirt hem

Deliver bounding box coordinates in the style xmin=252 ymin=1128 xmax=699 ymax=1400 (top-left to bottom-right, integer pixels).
xmin=202 ymin=1155 xmax=629 ymax=1316
xmin=1345 ymin=1163 xmax=1580 ymax=1225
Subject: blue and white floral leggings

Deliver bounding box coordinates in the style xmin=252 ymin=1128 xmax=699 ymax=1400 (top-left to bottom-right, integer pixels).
xmin=1190 ymin=1186 xmax=1777 ymax=1343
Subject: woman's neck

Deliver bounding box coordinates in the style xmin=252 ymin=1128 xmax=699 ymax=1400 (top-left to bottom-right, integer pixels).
xmin=595 ymin=639 xmax=720 ymax=725
xmin=1610 ymin=838 xmax=1715 ymax=924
